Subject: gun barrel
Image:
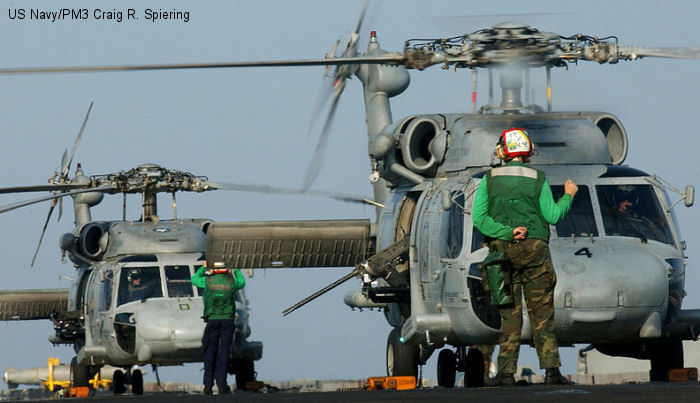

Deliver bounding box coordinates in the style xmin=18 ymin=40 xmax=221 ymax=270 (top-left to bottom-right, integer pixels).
xmin=282 ymin=269 xmax=359 ymax=316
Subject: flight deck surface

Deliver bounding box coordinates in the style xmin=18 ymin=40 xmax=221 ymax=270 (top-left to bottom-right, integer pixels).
xmin=14 ymin=382 xmax=700 ymax=402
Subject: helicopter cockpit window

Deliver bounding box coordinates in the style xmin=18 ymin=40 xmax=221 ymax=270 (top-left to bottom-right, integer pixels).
xmin=441 ymin=192 xmax=465 ymax=258
xmin=101 ymin=271 xmax=113 ymax=311
xmin=596 ymin=184 xmax=674 ymax=244
xmin=471 ymin=227 xmax=486 ymax=252
xmin=118 ymin=266 xmax=163 ymax=305
xmin=165 ymin=265 xmax=194 ymax=297
xmin=550 ymin=185 xmax=598 ymax=237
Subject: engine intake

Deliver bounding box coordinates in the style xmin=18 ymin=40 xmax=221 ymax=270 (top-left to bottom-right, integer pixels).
xmin=400 ymin=116 xmax=448 ymax=176
xmin=594 ymin=114 xmax=628 ymax=165
xmin=78 ymin=222 xmax=109 ymax=260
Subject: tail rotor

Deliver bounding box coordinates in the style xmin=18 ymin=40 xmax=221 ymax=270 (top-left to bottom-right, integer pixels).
xmin=30 ymin=102 xmax=93 ymax=267
xmin=302 ymin=1 xmax=370 ymax=191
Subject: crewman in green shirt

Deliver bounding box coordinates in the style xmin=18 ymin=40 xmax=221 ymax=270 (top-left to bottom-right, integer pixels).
xmin=191 ymin=261 xmax=246 ymax=394
xmin=473 ymin=128 xmax=578 ymax=386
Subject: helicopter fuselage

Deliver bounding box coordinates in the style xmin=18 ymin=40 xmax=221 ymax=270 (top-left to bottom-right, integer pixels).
xmin=367 ymin=111 xmax=690 ymax=355
xmin=62 ymin=219 xmax=262 ymax=368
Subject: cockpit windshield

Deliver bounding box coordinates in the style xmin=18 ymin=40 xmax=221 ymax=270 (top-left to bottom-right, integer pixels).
xmin=165 ymin=265 xmax=194 ymax=297
xmin=118 ymin=266 xmax=163 ymax=305
xmin=551 ymin=186 xmax=598 ymax=238
xmin=596 ymin=184 xmax=674 ymax=244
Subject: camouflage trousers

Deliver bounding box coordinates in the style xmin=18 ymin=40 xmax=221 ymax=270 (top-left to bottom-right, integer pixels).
xmin=489 ymin=238 xmax=562 ymax=374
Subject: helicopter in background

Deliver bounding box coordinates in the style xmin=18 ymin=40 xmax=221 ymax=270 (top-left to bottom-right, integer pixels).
xmin=2 ymin=4 xmax=700 ymax=388
xmin=0 ymin=102 xmax=373 ymax=392
xmin=0 ymin=106 xmax=277 ymax=393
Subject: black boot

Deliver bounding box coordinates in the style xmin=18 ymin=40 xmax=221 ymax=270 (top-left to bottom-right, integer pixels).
xmin=544 ymin=368 xmax=569 ymax=385
xmin=485 ymin=373 xmax=515 ymax=387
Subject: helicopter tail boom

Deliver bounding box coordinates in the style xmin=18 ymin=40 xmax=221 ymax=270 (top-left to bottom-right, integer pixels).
xmin=206 ymin=219 xmax=373 ymax=269
xmin=0 ymin=289 xmax=68 ymax=321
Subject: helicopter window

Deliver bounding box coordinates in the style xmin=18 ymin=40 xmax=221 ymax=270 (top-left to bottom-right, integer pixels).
xmin=442 ymin=192 xmax=465 ymax=258
xmin=471 ymin=227 xmax=486 ymax=252
xmin=101 ymin=271 xmax=113 ymax=311
xmin=596 ymin=184 xmax=674 ymax=244
xmin=165 ymin=265 xmax=194 ymax=297
xmin=118 ymin=255 xmax=158 ymax=263
xmin=550 ymin=186 xmax=598 ymax=237
xmin=117 ymin=266 xmax=163 ymax=305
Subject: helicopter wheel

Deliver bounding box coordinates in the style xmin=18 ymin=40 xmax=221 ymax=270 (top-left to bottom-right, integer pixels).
xmin=131 ymin=369 xmax=144 ymax=395
xmin=463 ymin=347 xmax=485 ymax=387
xmin=70 ymin=356 xmax=90 ymax=388
xmin=112 ymin=370 xmax=126 ymax=394
xmin=233 ymin=359 xmax=256 ymax=391
xmin=437 ymin=349 xmax=456 ymax=387
xmin=386 ymin=327 xmax=418 ymax=377
xmin=650 ymin=339 xmax=683 ymax=382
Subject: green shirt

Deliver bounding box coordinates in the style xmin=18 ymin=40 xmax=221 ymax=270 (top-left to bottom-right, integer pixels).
xmin=473 ymin=161 xmax=573 ymax=241
xmin=191 ymin=266 xmax=246 ymax=320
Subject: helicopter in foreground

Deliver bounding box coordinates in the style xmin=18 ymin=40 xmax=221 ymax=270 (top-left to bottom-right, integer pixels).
xmin=2 ymin=7 xmax=700 ymax=387
xmin=199 ymin=22 xmax=699 ymax=385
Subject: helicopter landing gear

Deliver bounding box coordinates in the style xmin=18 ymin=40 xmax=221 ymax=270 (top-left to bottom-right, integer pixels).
xmin=112 ymin=370 xmax=126 ymax=394
xmin=70 ymin=356 xmax=90 ymax=388
xmin=230 ymin=358 xmax=255 ymax=390
xmin=131 ymin=369 xmax=144 ymax=395
xmin=111 ymin=367 xmax=143 ymax=395
xmin=462 ymin=347 xmax=485 ymax=387
xmin=437 ymin=349 xmax=456 ymax=387
xmin=386 ymin=327 xmax=418 ymax=377
xmin=444 ymin=346 xmax=485 ymax=388
xmin=650 ymin=339 xmax=683 ymax=382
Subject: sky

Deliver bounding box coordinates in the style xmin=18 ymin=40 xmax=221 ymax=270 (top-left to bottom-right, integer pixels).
xmin=1 ymin=0 xmax=700 ymax=387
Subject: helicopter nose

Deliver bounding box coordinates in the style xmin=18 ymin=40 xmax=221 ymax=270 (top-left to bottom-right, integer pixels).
xmin=130 ymin=300 xmax=205 ymax=363
xmin=549 ymin=241 xmax=668 ymax=343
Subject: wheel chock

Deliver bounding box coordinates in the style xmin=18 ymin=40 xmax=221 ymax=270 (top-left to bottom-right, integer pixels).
xmin=668 ymin=368 xmax=698 ymax=382
xmin=68 ymin=386 xmax=90 ymax=398
xmin=366 ymin=376 xmax=416 ymax=390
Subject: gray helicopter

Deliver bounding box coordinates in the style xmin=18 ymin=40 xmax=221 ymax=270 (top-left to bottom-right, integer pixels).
xmin=199 ymin=22 xmax=700 ymax=386
xmin=0 ymin=107 xmax=269 ymax=394
xmin=2 ymin=8 xmax=699 ymax=388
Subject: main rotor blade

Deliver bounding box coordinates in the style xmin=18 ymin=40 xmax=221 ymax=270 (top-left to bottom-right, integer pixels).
xmin=619 ymin=46 xmax=700 ymax=59
xmin=0 ymin=55 xmax=406 ymax=75
xmin=31 ymin=202 xmax=56 ymax=268
xmin=0 ymin=184 xmax=89 ymax=194
xmin=307 ymin=74 xmax=334 ymax=138
xmin=353 ymin=1 xmax=369 ymax=37
xmin=301 ymin=91 xmax=340 ymax=191
xmin=61 ymin=102 xmax=93 ymax=177
xmin=0 ymin=185 xmax=115 ymax=215
xmin=206 ymin=181 xmax=381 ymax=206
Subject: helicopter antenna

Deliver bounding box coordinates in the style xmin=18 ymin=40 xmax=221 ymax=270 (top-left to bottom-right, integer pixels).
xmin=546 ymin=66 xmax=552 ymax=112
xmin=471 ymin=68 xmax=477 ymax=114
xmin=487 ymin=68 xmax=494 ymax=109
